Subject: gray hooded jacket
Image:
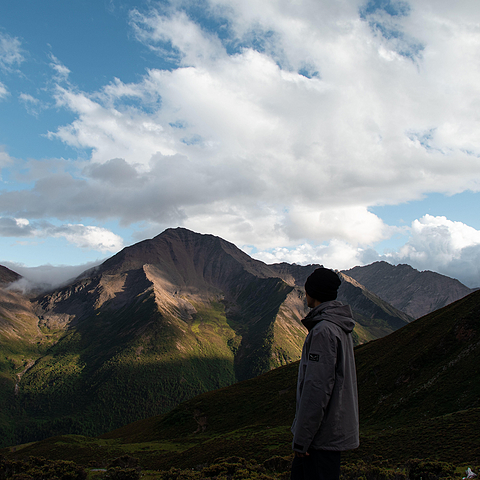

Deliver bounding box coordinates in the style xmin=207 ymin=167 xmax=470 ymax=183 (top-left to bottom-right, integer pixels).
xmin=291 ymin=300 xmax=359 ymax=453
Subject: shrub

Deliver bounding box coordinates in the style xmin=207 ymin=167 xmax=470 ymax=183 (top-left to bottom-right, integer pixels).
xmin=107 ymin=456 xmax=139 ymax=470
xmin=102 ymin=467 xmax=140 ymax=480
xmin=341 ymin=460 xmax=407 ymax=480
xmin=0 ymin=456 xmax=86 ymax=480
xmin=406 ymin=459 xmax=455 ymax=480
xmin=201 ymin=462 xmax=239 ymax=477
xmin=263 ymin=455 xmax=292 ymax=472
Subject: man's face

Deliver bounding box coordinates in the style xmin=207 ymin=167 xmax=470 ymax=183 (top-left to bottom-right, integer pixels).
xmin=305 ymin=292 xmax=318 ymax=308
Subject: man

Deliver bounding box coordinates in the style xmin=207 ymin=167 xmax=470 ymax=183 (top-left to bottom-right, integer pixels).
xmin=291 ymin=267 xmax=359 ymax=480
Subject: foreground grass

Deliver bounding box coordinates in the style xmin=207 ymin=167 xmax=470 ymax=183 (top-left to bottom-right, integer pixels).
xmin=2 ymin=407 xmax=480 ymax=475
xmin=1 ymin=452 xmax=477 ymax=480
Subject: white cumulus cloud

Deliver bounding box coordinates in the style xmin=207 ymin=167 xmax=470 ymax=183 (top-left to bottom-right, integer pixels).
xmin=388 ymin=215 xmax=480 ymax=287
xmin=326 ymin=214 xmax=480 ymax=288
xmin=49 ymin=224 xmax=124 ymax=253
xmin=252 ymin=239 xmax=364 ymax=272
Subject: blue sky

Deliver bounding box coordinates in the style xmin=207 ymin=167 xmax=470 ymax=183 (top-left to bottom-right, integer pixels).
xmin=1 ymin=0 xmax=480 ymax=288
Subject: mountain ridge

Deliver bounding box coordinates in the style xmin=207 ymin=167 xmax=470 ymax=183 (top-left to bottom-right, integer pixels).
xmin=0 ymin=265 xmax=21 ymax=287
xmin=343 ymin=261 xmax=473 ymax=318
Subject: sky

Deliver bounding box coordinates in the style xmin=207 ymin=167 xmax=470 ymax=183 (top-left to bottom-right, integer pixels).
xmin=1 ymin=0 xmax=480 ymax=289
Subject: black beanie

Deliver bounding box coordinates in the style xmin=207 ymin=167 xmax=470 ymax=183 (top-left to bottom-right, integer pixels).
xmin=304 ymin=267 xmax=341 ymax=302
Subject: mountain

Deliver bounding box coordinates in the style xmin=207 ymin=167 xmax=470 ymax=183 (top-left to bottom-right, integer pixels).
xmin=0 ymin=265 xmax=21 ymax=286
xmin=0 ymin=228 xmax=410 ymax=447
xmin=1 ymin=228 xmax=303 ymax=444
xmin=269 ymin=263 xmax=412 ymax=344
xmin=4 ymin=289 xmax=479 ymax=470
xmin=343 ymin=261 xmax=473 ymax=318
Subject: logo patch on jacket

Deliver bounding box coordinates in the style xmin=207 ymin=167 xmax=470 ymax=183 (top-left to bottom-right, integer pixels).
xmin=309 ymin=353 xmax=320 ymax=362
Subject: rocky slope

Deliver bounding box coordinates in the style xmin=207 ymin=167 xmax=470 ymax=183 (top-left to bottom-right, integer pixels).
xmin=343 ymin=261 xmax=473 ymax=318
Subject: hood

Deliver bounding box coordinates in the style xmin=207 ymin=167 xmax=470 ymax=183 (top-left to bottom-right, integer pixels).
xmin=302 ymin=300 xmax=355 ymax=333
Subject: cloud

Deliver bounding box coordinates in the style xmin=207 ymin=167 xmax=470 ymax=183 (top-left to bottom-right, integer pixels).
xmin=0 ymin=147 xmax=14 ymax=171
xmin=83 ymin=158 xmax=142 ymax=186
xmin=0 ymin=82 xmax=8 ymax=99
xmin=0 ymin=32 xmax=24 ymax=71
xmin=1 ymin=1 xmax=480 ymax=286
xmin=49 ymin=224 xmax=124 ymax=253
xmin=280 ymin=206 xmax=394 ymax=246
xmin=386 ymin=215 xmax=480 ymax=287
xmin=42 ymin=1 xmax=480 ymax=210
xmin=400 ymin=214 xmax=480 ymax=261
xmin=252 ymin=214 xmax=480 ymax=288
xmin=49 ymin=53 xmax=70 ymax=82
xmin=19 ymin=93 xmax=45 ymax=117
xmin=4 ymin=260 xmax=104 ymax=293
xmin=0 ymin=217 xmax=35 ymax=237
xmin=0 ymin=217 xmax=123 ymax=253
xmin=252 ymin=239 xmax=364 ymax=271
xmin=129 ymin=7 xmax=226 ymax=66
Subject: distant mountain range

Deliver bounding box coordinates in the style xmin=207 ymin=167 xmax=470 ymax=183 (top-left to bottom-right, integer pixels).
xmin=343 ymin=261 xmax=473 ymax=318
xmin=0 ymin=228 xmax=473 ymax=447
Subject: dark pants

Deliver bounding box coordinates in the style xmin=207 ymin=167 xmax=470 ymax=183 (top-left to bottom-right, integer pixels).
xmin=291 ymin=449 xmax=341 ymax=480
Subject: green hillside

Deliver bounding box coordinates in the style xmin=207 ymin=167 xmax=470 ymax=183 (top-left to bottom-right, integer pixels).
xmin=8 ymin=282 xmax=298 ymax=445
xmin=14 ymin=293 xmax=237 ymax=440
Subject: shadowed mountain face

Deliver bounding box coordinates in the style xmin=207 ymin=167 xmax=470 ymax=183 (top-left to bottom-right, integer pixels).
xmin=343 ymin=261 xmax=473 ymax=319
xmin=0 ymin=229 xmax=414 ymax=446
xmin=0 ymin=229 xmax=307 ymax=445
xmin=34 ymin=228 xmax=307 ymax=379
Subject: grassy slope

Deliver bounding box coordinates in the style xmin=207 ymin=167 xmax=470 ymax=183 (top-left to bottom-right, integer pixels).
xmin=0 ymin=287 xmax=61 ymax=447
xmin=356 ymin=290 xmax=480 ymax=426
xmin=4 ymin=365 xmax=479 ymax=469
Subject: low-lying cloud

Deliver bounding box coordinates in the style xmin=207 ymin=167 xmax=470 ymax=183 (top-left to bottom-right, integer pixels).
xmin=4 ymin=260 xmax=104 ymax=293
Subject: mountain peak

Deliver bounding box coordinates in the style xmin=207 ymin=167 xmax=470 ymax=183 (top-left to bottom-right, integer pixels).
xmin=95 ymin=228 xmax=279 ymax=291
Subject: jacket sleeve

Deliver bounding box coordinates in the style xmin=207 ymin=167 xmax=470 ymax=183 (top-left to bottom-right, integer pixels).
xmin=292 ymin=326 xmax=338 ymax=453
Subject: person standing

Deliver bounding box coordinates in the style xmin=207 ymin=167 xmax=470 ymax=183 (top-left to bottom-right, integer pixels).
xmin=291 ymin=267 xmax=359 ymax=480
